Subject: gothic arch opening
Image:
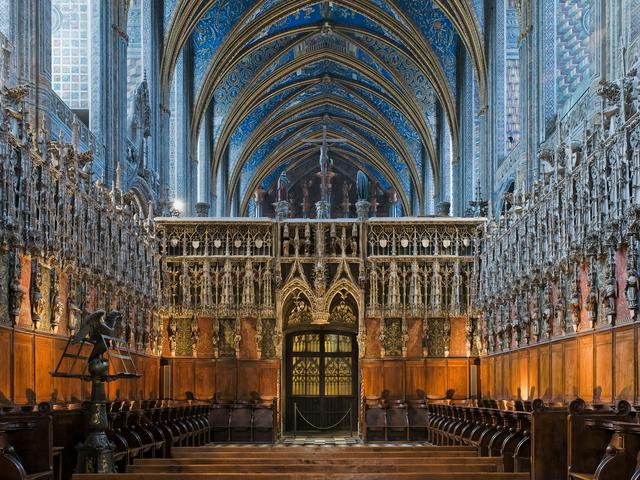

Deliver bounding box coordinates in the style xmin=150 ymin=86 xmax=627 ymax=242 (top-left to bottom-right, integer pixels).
xmin=282 ymin=288 xmax=360 ymax=434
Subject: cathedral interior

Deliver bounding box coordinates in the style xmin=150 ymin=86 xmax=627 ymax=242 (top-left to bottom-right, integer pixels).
xmin=1 ymin=1 xmax=640 ymax=479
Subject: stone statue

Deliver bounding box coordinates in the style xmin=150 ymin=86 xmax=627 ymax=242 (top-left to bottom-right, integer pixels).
xmin=626 ymin=267 xmax=638 ymax=318
xmin=357 ymin=170 xmax=368 ymax=201
xmin=601 ymin=277 xmax=617 ymax=323
xmin=168 ymin=317 xmax=177 ymax=356
xmin=276 ymin=172 xmax=289 ymax=203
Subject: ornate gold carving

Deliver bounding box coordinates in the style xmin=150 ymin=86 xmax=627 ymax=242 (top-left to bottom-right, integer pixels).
xmin=287 ymin=293 xmax=312 ymax=327
xmin=329 ymin=298 xmax=356 ymax=326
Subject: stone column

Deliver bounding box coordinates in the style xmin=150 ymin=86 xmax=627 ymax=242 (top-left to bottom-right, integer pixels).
xmin=143 ymin=0 xmax=162 ymax=175
xmin=15 ymin=0 xmax=52 ymax=131
xmin=217 ymin=144 xmax=229 ymax=217
xmin=90 ymin=0 xmax=129 ymax=188
xmin=197 ymin=101 xmax=214 ymax=207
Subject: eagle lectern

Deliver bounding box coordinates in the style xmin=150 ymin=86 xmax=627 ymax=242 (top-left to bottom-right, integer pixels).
xmin=51 ymin=310 xmax=140 ymax=473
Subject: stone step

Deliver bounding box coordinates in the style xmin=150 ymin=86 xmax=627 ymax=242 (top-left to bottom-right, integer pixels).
xmin=73 ymin=473 xmax=531 ymax=480
xmin=127 ymin=463 xmax=499 ymax=473
xmin=135 ymin=456 xmax=501 ymax=466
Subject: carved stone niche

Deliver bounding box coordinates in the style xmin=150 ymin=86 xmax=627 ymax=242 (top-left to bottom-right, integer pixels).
xmin=257 ymin=318 xmax=276 ymax=359
xmin=379 ymin=317 xmax=405 ymax=357
xmin=423 ymin=317 xmax=448 ymax=357
xmin=30 ymin=259 xmax=49 ymax=331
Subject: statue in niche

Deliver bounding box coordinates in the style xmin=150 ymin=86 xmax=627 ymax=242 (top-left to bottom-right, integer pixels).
xmin=556 ymin=295 xmax=566 ymax=334
xmin=570 ymin=287 xmax=581 ymax=332
xmin=167 ymin=317 xmax=177 ymax=356
xmin=601 ymin=276 xmax=617 ymax=323
xmin=586 ymin=289 xmax=598 ymax=328
xmin=301 ymin=180 xmax=312 ymax=218
xmin=626 ymin=267 xmax=638 ymax=318
xmin=276 ymin=172 xmax=289 ymax=203
xmin=191 ymin=318 xmax=200 ymax=357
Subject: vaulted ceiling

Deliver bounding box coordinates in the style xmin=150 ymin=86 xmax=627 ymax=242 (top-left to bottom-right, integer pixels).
xmin=161 ymin=0 xmax=486 ymax=215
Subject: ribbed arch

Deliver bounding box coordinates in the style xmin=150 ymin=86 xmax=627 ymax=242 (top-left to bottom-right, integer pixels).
xmin=160 ymin=0 xmax=487 ymax=216
xmin=212 ymin=50 xmax=431 ymax=199
xmin=230 ymin=99 xmax=418 ymax=205
xmin=238 ymin=124 xmax=412 ymax=215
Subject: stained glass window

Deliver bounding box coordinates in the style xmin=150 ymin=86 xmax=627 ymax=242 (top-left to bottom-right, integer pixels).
xmin=292 ymin=334 xmax=320 ymax=352
xmin=51 ymin=0 xmax=90 ymax=110
xmin=324 ymin=334 xmax=352 ymax=353
xmin=291 ymin=356 xmax=320 ymax=396
xmin=324 ymin=357 xmax=352 ymax=396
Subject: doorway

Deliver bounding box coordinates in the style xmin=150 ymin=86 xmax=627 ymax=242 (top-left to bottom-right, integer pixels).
xmin=284 ymin=330 xmax=358 ymax=433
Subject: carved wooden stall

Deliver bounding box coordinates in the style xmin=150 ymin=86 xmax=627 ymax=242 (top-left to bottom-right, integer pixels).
xmin=477 ymin=67 xmax=640 ymax=405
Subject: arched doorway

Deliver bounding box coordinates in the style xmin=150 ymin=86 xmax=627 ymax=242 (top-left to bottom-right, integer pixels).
xmin=281 ymin=287 xmax=360 ymax=434
xmin=284 ymin=330 xmax=358 ymax=433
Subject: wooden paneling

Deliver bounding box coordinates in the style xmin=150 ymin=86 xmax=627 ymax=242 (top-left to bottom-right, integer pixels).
xmin=481 ymin=325 xmax=640 ymax=405
xmin=564 ymin=340 xmax=578 ymax=400
xmin=34 ymin=335 xmax=55 ymax=402
xmin=425 ymin=359 xmax=447 ymax=398
xmin=528 ymin=348 xmax=538 ymax=400
xmin=382 ymin=360 xmax=404 ymax=399
xmin=0 ymin=328 xmax=11 ymax=403
xmin=615 ymin=327 xmax=635 ymax=400
xmin=539 ymin=345 xmax=551 ymax=400
xmin=237 ymin=361 xmax=260 ymax=400
xmin=447 ymin=359 xmax=469 ymax=399
xmin=404 ymin=360 xmax=426 ymax=399
xmin=495 ymin=355 xmax=503 ymax=398
xmin=517 ymin=350 xmax=529 ymax=400
xmin=172 ymin=358 xmax=196 ymax=400
xmin=361 ymin=360 xmax=383 ymax=397
xmin=13 ymin=332 xmax=34 ymax=404
xmin=577 ymin=335 xmax=594 ymax=401
xmin=258 ymin=361 xmax=279 ymax=398
xmin=551 ymin=343 xmax=564 ymax=402
xmin=215 ymin=359 xmax=237 ymax=399
xmin=503 ymin=353 xmax=512 ymax=398
xmin=405 ymin=319 xmax=423 ymax=357
xmin=595 ymin=331 xmax=613 ymax=403
xmin=194 ymin=359 xmax=215 ymax=400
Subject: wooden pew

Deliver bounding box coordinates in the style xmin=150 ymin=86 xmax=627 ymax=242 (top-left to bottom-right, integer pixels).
xmin=426 ymin=398 xmax=567 ymax=480
xmin=567 ymin=398 xmax=637 ymax=480
xmin=0 ymin=406 xmax=54 ymax=480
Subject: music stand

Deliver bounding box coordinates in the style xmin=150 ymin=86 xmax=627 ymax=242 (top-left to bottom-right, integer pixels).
xmin=51 ymin=310 xmax=141 ymax=473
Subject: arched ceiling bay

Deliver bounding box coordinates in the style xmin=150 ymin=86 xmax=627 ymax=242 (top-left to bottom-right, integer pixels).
xmin=161 ymin=0 xmax=487 ymax=216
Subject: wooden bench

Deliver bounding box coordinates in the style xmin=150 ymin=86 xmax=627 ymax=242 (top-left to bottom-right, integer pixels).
xmin=567 ymin=399 xmax=637 ymax=480
xmin=426 ymin=398 xmax=567 ymax=480
xmin=0 ymin=407 xmax=54 ymax=480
